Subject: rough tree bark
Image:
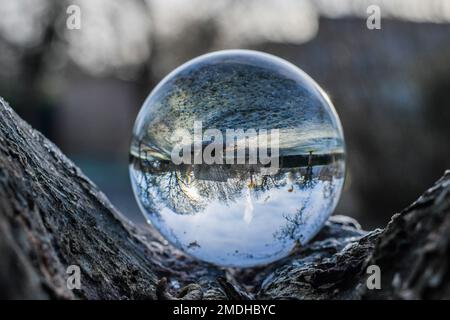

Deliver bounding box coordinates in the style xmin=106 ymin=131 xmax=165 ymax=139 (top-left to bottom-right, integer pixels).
xmin=0 ymin=97 xmax=449 ymax=300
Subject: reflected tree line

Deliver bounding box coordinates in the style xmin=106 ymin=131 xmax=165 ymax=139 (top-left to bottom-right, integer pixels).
xmin=131 ymin=140 xmax=345 ymax=219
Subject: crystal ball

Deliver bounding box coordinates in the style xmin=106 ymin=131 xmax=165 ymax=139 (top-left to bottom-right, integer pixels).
xmin=129 ymin=50 xmax=345 ymax=267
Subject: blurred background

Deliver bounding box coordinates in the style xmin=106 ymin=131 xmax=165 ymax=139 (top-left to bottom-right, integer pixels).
xmin=1 ymin=0 xmax=449 ymax=229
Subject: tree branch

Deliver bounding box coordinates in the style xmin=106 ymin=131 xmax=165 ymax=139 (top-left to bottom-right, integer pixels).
xmin=0 ymin=98 xmax=448 ymax=299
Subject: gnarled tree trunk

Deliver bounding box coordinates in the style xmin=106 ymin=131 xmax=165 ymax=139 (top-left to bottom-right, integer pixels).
xmin=0 ymin=97 xmax=449 ymax=299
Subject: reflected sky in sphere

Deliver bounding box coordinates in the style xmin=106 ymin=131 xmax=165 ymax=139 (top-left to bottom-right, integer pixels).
xmin=130 ymin=50 xmax=345 ymax=267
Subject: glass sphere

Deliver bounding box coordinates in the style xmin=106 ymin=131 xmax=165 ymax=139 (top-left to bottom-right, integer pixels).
xmin=130 ymin=50 xmax=345 ymax=267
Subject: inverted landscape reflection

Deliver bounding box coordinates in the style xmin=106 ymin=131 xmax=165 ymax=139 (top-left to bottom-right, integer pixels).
xmin=130 ymin=50 xmax=345 ymax=267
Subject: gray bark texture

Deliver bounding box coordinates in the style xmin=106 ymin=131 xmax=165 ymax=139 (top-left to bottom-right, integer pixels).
xmin=0 ymin=97 xmax=449 ymax=300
